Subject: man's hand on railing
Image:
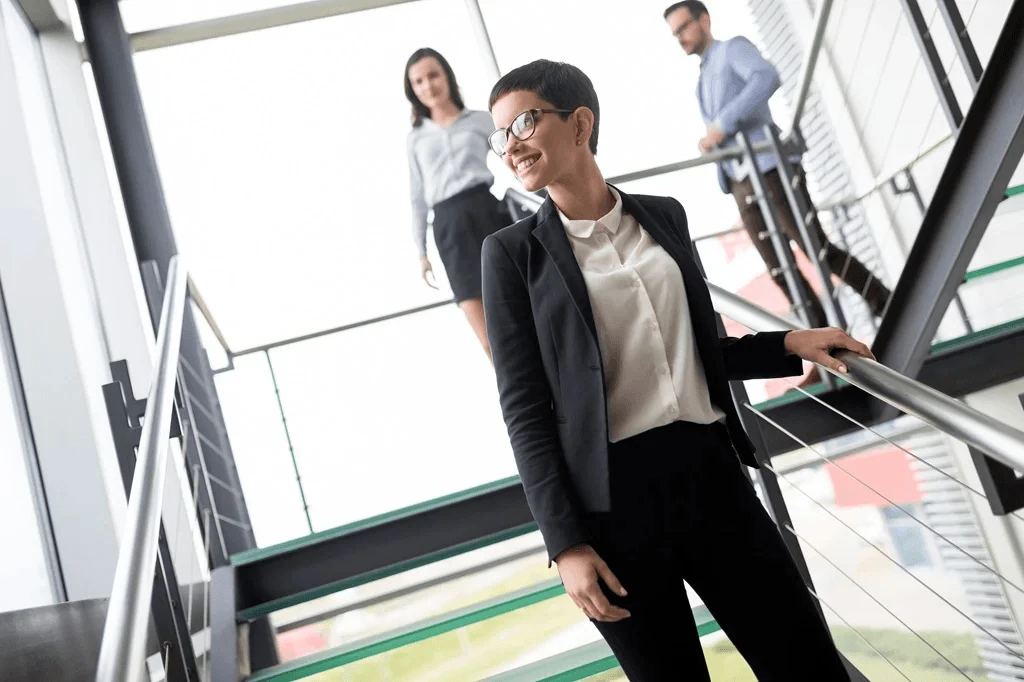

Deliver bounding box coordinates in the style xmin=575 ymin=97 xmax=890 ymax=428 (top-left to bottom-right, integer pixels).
xmin=784 ymin=327 xmax=875 ymax=375
xmin=698 ymin=123 xmax=726 ymax=153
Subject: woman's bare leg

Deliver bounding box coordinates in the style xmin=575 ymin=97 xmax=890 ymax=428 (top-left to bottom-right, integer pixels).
xmin=459 ymin=298 xmax=492 ymax=362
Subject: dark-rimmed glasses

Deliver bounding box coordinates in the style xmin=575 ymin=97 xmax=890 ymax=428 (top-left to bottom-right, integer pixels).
xmin=488 ymin=108 xmax=574 ymax=156
xmin=672 ymin=16 xmax=696 ymax=38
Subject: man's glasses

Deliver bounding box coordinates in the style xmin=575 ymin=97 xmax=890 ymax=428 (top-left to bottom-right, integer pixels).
xmin=672 ymin=17 xmax=696 ymax=38
xmin=488 ymin=108 xmax=575 ymax=156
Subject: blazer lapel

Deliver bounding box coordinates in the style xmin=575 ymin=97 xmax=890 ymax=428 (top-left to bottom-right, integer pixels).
xmin=531 ymin=197 xmax=599 ymax=343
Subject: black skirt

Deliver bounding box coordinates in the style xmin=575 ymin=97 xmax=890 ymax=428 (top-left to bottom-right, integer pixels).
xmin=432 ymin=184 xmax=512 ymax=302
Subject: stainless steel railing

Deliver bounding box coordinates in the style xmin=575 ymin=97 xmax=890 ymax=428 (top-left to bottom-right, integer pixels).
xmin=95 ymin=255 xmax=189 ymax=682
xmin=709 ymin=282 xmax=1024 ymax=470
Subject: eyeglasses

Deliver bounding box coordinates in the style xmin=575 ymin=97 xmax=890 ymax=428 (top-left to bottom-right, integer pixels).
xmin=488 ymin=108 xmax=575 ymax=156
xmin=672 ymin=17 xmax=696 ymax=38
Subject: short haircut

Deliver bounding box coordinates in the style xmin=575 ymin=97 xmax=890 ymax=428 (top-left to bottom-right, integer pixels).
xmin=663 ymin=1 xmax=709 ymax=20
xmin=488 ymin=60 xmax=601 ymax=154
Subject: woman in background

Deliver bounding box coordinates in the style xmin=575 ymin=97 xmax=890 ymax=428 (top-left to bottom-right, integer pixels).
xmin=405 ymin=47 xmax=510 ymax=359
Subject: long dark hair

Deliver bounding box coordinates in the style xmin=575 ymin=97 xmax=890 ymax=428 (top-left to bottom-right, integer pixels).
xmin=404 ymin=48 xmax=465 ymax=127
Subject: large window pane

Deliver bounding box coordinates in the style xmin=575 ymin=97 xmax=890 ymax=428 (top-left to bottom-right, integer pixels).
xmin=479 ymin=0 xmax=764 ymax=178
xmin=0 ymin=284 xmax=56 ymax=613
xmin=133 ymin=0 xmax=503 ymax=349
xmin=253 ymin=304 xmax=512 ymax=532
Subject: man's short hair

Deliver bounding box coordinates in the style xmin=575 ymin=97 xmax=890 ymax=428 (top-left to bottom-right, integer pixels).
xmin=664 ymin=0 xmax=709 ymax=20
xmin=488 ymin=60 xmax=601 ymax=154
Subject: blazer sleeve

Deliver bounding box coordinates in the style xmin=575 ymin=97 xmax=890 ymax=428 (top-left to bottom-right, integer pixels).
xmin=667 ymin=197 xmax=803 ymax=380
xmin=481 ymin=234 xmax=589 ymax=565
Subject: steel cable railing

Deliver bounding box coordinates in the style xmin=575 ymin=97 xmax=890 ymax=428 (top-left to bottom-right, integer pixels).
xmin=717 ymin=282 xmax=1024 ymax=680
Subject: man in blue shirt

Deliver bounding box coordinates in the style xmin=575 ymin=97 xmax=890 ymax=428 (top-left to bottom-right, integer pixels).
xmin=664 ymin=1 xmax=891 ymax=330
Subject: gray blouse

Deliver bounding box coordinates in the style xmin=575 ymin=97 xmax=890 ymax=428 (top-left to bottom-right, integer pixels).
xmin=407 ymin=109 xmax=495 ymax=257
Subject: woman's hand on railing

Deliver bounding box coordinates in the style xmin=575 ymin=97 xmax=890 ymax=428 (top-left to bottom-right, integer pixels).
xmin=784 ymin=327 xmax=875 ymax=375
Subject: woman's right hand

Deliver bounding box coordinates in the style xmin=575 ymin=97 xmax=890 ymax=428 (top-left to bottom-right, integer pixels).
xmin=420 ymin=257 xmax=438 ymax=289
xmin=555 ymin=544 xmax=631 ymax=622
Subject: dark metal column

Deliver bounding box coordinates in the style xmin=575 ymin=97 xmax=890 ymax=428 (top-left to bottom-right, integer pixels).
xmin=935 ymin=0 xmax=984 ymax=91
xmin=78 ymin=0 xmax=177 ymax=279
xmin=79 ymin=0 xmax=257 ymax=561
xmin=79 ymin=2 xmax=277 ymax=669
xmin=209 ymin=566 xmax=239 ymax=682
xmin=873 ymin=0 xmax=1024 ymax=377
xmin=899 ymin=0 xmax=964 ymax=131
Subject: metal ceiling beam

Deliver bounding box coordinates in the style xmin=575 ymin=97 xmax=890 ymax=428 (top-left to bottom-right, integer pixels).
xmin=128 ymin=0 xmax=418 ymax=52
xmin=872 ymin=0 xmax=1024 ymax=377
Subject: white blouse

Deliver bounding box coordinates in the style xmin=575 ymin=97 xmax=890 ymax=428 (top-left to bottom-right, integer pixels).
xmin=557 ymin=187 xmax=724 ymax=442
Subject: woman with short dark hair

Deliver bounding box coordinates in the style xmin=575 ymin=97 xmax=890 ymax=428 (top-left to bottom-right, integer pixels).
xmin=404 ymin=47 xmax=510 ymax=358
xmin=482 ymin=58 xmax=861 ymax=680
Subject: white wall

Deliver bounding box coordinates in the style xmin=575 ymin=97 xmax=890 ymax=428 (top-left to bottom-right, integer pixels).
xmin=0 ymin=287 xmax=60 ymax=612
xmin=0 ymin=0 xmax=207 ymax=602
xmin=0 ymin=0 xmax=123 ymax=602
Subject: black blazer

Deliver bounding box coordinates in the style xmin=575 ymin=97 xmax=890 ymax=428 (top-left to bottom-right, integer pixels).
xmin=481 ymin=188 xmax=802 ymax=563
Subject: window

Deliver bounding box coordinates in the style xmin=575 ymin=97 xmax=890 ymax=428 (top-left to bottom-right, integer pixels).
xmin=218 ymin=303 xmax=513 ymax=538
xmin=0 ymin=0 xmax=62 ymax=614
xmin=132 ymin=0 xmax=503 ymax=350
xmin=882 ymin=504 xmax=933 ymax=569
xmin=479 ymin=0 xmax=760 ymax=178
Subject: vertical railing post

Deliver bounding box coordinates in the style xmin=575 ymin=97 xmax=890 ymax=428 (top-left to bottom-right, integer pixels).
xmin=265 ymin=350 xmax=314 ymax=535
xmin=935 ymin=0 xmax=984 ymax=91
xmin=763 ymin=125 xmax=846 ymax=331
xmin=900 ymin=0 xmax=964 ymax=131
xmin=735 ymin=131 xmax=819 ymax=330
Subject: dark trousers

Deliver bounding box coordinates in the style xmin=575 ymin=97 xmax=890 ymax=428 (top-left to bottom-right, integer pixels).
xmin=731 ymin=166 xmax=891 ymax=323
xmin=586 ymin=421 xmax=850 ymax=681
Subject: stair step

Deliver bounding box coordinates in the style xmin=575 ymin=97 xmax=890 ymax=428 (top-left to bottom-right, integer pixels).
xmin=248 ymin=577 xmax=566 ymax=682
xmin=249 ymin=581 xmax=717 ymax=682
xmin=482 ymin=607 xmax=720 ymax=682
xmin=232 ymin=475 xmax=525 ymax=567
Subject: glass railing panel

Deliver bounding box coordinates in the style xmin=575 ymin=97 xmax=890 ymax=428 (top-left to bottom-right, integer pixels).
xmin=299 ymin=593 xmax=592 ymax=682
xmin=213 ymin=351 xmax=316 ymax=546
xmin=268 ymin=531 xmax=550 ymax=663
xmin=262 ymin=303 xmax=515 ymax=534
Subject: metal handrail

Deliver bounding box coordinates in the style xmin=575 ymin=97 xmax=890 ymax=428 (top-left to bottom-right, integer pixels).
xmin=709 ymin=281 xmax=1024 ymax=469
xmin=95 ymin=256 xmax=189 ymax=682
xmin=188 ymin=275 xmax=232 ymax=356
xmin=817 ymin=133 xmax=954 ymax=212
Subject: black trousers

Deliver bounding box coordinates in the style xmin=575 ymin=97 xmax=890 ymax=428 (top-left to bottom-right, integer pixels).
xmin=585 ymin=421 xmax=850 ymax=681
xmin=731 ymin=166 xmax=892 ymax=322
